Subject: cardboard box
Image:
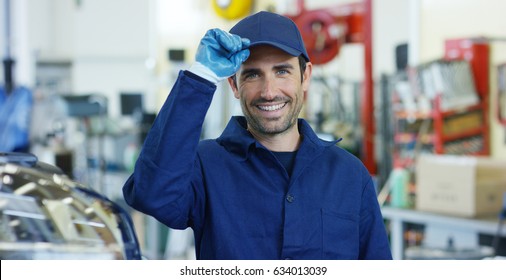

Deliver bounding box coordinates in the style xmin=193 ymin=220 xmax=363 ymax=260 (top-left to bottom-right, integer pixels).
xmin=416 ymin=154 xmax=506 ymax=217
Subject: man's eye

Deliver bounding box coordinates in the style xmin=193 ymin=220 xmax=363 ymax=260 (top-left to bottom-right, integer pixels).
xmin=244 ymin=73 xmax=259 ymax=80
xmin=277 ymin=69 xmax=289 ymax=75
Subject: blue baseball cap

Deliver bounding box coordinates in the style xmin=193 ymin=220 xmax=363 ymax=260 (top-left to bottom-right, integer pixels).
xmin=230 ymin=11 xmax=310 ymax=62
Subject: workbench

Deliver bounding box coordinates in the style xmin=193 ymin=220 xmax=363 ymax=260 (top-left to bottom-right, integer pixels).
xmin=381 ymin=206 xmax=505 ymax=259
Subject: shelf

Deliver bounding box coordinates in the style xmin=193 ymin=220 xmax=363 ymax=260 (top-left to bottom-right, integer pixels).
xmin=439 ymin=102 xmax=485 ymax=118
xmin=442 ymin=127 xmax=485 ymax=142
xmin=433 ymin=99 xmax=488 ymax=154
xmin=394 ymin=102 xmax=484 ymax=120
xmin=393 ymin=100 xmax=488 ymax=166
xmin=382 ymin=207 xmax=502 ymax=233
xmin=381 ymin=206 xmax=505 ymax=259
xmin=394 ymin=111 xmax=433 ymax=119
xmin=394 ymin=133 xmax=434 ymax=144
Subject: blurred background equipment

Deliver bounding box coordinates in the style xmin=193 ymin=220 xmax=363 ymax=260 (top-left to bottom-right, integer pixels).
xmin=0 ymin=152 xmax=141 ymax=259
xmin=1 ymin=0 xmax=32 ymax=153
xmin=0 ymin=80 xmax=32 ymax=153
xmin=288 ymin=0 xmax=365 ymax=65
xmin=212 ymin=0 xmax=253 ymax=20
xmin=287 ymin=0 xmax=376 ymax=174
xmin=498 ymin=63 xmax=506 ymax=133
xmin=62 ymin=94 xmax=109 ymax=192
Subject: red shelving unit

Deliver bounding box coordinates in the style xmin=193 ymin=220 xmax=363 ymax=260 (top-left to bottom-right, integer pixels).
xmin=431 ymin=94 xmax=489 ymax=155
xmin=392 ymin=38 xmax=490 ymax=169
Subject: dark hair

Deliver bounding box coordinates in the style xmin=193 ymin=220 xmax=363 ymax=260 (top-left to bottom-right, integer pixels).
xmin=232 ymin=55 xmax=307 ymax=89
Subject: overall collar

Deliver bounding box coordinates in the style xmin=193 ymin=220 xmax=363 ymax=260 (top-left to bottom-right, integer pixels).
xmin=216 ymin=116 xmax=341 ymax=161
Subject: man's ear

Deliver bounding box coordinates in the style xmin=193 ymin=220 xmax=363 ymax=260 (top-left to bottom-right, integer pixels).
xmin=228 ymin=76 xmax=240 ymax=99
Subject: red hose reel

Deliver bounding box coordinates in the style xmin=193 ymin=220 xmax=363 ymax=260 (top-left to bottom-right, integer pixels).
xmin=287 ymin=1 xmax=365 ymax=65
xmin=293 ymin=10 xmax=345 ymax=65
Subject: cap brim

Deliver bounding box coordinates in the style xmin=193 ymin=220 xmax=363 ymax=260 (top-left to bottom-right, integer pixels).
xmin=249 ymin=41 xmax=308 ymax=61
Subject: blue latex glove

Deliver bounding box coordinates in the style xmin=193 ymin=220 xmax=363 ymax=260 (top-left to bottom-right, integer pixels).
xmin=189 ymin=28 xmax=250 ymax=84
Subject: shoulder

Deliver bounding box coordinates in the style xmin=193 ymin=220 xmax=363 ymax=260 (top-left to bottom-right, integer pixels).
xmin=198 ymin=139 xmax=218 ymax=149
xmin=327 ymin=144 xmax=362 ymax=164
xmin=322 ymin=143 xmax=371 ymax=178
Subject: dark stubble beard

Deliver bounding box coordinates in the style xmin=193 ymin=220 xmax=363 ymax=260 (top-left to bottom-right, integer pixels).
xmin=241 ymin=95 xmax=303 ymax=136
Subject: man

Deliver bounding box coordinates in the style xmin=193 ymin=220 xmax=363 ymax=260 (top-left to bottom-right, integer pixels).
xmin=123 ymin=11 xmax=392 ymax=260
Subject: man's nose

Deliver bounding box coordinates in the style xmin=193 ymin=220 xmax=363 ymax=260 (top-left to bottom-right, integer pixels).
xmin=260 ymin=77 xmax=276 ymax=100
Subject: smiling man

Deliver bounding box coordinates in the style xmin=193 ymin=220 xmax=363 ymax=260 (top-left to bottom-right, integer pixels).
xmin=123 ymin=11 xmax=392 ymax=260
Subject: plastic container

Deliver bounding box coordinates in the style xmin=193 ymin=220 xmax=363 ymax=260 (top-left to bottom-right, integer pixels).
xmin=390 ymin=167 xmax=410 ymax=208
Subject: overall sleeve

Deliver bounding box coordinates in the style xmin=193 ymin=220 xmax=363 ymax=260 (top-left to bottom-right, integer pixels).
xmin=359 ymin=175 xmax=393 ymax=259
xmin=122 ymin=71 xmax=216 ymax=229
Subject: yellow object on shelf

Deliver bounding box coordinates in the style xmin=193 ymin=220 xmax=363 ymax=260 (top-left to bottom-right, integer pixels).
xmin=212 ymin=0 xmax=252 ymax=20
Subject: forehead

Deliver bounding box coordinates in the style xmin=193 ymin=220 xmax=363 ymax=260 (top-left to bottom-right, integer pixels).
xmin=243 ymin=45 xmax=298 ymax=66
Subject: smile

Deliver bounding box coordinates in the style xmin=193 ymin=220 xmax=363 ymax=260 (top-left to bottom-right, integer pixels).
xmin=257 ymin=102 xmax=287 ymax=111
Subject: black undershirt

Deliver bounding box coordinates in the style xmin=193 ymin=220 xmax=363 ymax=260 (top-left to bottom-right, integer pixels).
xmin=272 ymin=151 xmax=297 ymax=177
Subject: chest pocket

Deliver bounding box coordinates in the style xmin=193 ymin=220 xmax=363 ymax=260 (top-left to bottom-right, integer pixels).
xmin=321 ymin=209 xmax=359 ymax=259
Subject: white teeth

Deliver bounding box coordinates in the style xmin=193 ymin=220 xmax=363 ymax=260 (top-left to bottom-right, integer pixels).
xmin=258 ymin=103 xmax=286 ymax=111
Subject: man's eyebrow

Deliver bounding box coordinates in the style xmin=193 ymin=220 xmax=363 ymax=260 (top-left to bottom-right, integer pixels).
xmin=240 ymin=63 xmax=295 ymax=78
xmin=273 ymin=63 xmax=295 ymax=71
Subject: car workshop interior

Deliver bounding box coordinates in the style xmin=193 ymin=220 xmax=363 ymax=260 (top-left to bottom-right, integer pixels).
xmin=1 ymin=0 xmax=506 ymax=261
